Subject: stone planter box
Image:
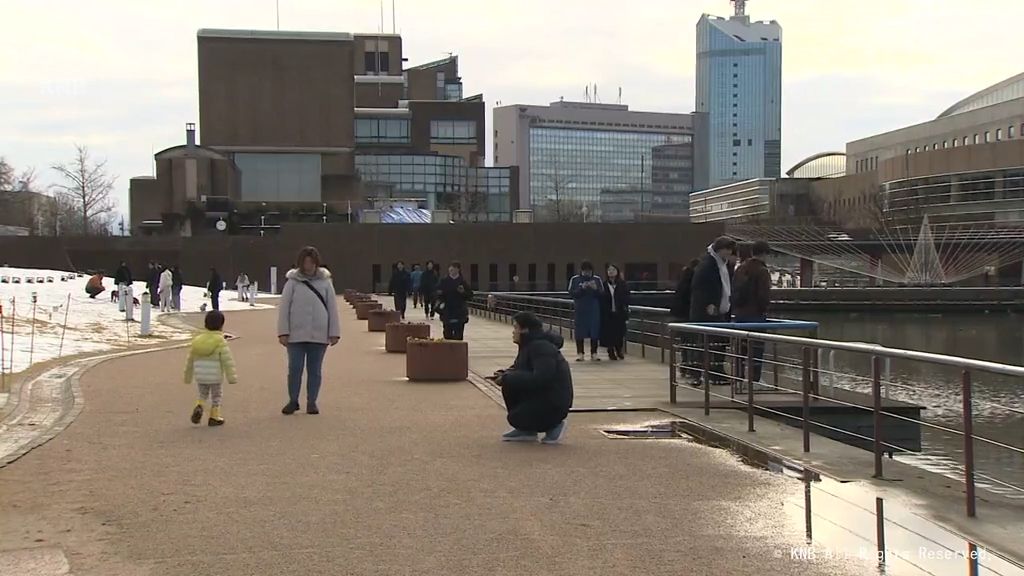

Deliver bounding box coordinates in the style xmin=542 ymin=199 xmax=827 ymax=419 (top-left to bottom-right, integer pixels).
xmin=355 ymin=301 xmax=383 ymax=319
xmin=367 ymin=309 xmax=402 ymax=332
xmin=406 ymin=339 xmax=469 ymax=381
xmin=385 ymin=322 xmax=431 ymax=352
xmin=349 ymin=295 xmax=373 ymax=306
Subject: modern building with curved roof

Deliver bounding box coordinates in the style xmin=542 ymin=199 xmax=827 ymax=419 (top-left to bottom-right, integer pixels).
xmin=846 ymin=72 xmax=1024 ymax=176
xmin=786 ymin=152 xmax=845 ymax=178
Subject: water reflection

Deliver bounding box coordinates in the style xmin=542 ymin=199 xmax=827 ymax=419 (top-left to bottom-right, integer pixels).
xmin=789 ymin=311 xmax=1024 ymax=495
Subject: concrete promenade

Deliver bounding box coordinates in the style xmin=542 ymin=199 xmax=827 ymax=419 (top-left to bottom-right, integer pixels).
xmin=0 ymin=298 xmax=1009 ymax=575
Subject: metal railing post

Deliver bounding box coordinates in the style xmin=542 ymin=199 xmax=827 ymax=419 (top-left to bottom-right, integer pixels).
xmin=872 ymin=355 xmax=883 ymax=478
xmin=660 ymin=320 xmax=667 ymax=364
xmin=962 ymin=370 xmax=977 ymax=518
xmin=810 ymin=327 xmax=820 ymax=395
xmin=876 ymin=497 xmax=886 ymax=567
xmin=746 ymin=338 xmax=755 ymax=432
xmin=669 ymin=329 xmax=678 ymax=404
xmin=801 ymin=346 xmax=811 ymax=452
xmin=772 ymin=342 xmax=780 ymax=390
xmin=703 ymin=335 xmax=711 ymax=416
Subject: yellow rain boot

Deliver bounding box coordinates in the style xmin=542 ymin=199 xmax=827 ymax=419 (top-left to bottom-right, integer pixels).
xmin=190 ymin=401 xmax=204 ymax=425
xmin=208 ymin=406 xmax=225 ymax=427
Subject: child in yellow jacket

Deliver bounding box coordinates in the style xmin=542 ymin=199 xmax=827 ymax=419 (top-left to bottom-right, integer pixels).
xmin=184 ymin=311 xmax=238 ymax=426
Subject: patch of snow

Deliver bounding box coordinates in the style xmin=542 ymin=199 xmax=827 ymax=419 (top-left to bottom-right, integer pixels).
xmin=0 ymin=266 xmax=271 ymax=376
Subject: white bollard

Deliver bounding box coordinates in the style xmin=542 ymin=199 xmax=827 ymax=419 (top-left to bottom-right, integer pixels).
xmin=269 ymin=266 xmax=278 ymax=295
xmin=140 ymin=296 xmax=151 ymax=336
xmin=125 ymin=286 xmax=135 ymax=322
xmin=117 ymin=284 xmax=126 ymax=312
xmin=249 ymin=282 xmax=258 ymax=307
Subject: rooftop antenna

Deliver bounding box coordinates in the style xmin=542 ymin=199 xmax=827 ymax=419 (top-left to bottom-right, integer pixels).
xmin=584 ymin=85 xmax=590 ymax=103
xmin=379 ymin=0 xmax=384 ymax=32
xmin=594 ymin=83 xmax=600 ymax=103
xmin=392 ymin=0 xmax=396 ymax=33
xmin=276 ymin=0 xmax=280 ymax=30
xmin=732 ymin=0 xmax=747 ymax=17
xmin=617 ymin=86 xmax=622 ymax=104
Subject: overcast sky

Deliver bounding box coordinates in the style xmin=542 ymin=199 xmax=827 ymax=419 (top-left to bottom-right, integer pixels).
xmin=2 ymin=0 xmax=1021 ymax=222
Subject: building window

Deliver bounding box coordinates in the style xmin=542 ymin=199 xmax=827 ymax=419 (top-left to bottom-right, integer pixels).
xmin=565 ymin=263 xmax=575 ymax=285
xmin=942 ymin=140 xmax=947 ymax=149
xmin=915 ymin=147 xmax=920 ymax=152
xmin=973 ymin=134 xmax=979 ymax=144
xmin=996 ymin=128 xmax=1003 ymax=141
xmin=1010 ymin=125 xmax=1015 ymax=139
xmin=488 ymin=263 xmax=499 ymax=291
xmin=733 ymin=139 xmax=741 ymax=146
xmin=984 ymin=131 xmax=990 ymax=143
xmin=355 ymin=118 xmax=410 ymax=144
xmin=469 ymin=264 xmax=479 ymax=289
xmin=528 ymin=263 xmax=537 ymax=286
xmin=964 ymin=136 xmax=969 ymax=146
xmin=430 ymin=120 xmax=477 ymax=144
xmin=933 ymin=143 xmax=938 ymax=150
xmin=952 ymin=139 xmax=958 ymax=148
xmin=372 ymin=264 xmax=381 ymax=291
xmin=444 ymin=82 xmax=463 ymax=101
xmin=546 ymin=263 xmax=556 ymax=291
xmin=733 ymin=93 xmax=738 ymax=98
xmin=747 ymin=139 xmax=752 ymax=146
xmin=363 ymin=51 xmax=390 ymax=74
xmin=906 ymin=149 xmax=911 ymax=155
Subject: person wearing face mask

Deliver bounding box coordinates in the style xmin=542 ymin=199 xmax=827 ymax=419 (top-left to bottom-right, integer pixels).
xmin=436 ymin=261 xmax=474 ymax=340
xmin=600 ymin=264 xmax=631 ymax=361
xmin=567 ymin=260 xmax=604 ymax=362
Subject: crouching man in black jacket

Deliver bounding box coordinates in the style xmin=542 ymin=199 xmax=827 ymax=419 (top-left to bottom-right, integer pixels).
xmin=492 ymin=312 xmax=574 ymax=444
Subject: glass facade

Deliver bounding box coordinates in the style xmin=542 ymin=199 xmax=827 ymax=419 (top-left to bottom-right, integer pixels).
xmin=235 ymin=153 xmax=321 ymax=202
xmin=696 ymin=15 xmax=783 ymax=187
xmin=882 ymin=167 xmax=1024 ymax=228
xmin=355 ymin=154 xmax=511 ymax=221
xmin=355 ymin=118 xmax=410 ymax=144
xmin=528 ymin=126 xmax=691 ymax=221
xmin=430 ymin=120 xmax=477 ymax=144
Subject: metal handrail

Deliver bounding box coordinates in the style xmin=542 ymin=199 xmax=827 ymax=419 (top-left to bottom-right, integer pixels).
xmin=668 ymin=323 xmax=1024 ymax=378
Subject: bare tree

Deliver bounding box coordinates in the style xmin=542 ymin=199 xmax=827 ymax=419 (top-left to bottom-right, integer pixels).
xmin=0 ymin=157 xmax=13 ymax=190
xmin=50 ymin=145 xmax=117 ymax=235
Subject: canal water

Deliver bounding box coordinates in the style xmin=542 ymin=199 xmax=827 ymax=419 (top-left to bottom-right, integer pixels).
xmin=791 ymin=311 xmax=1024 ymax=498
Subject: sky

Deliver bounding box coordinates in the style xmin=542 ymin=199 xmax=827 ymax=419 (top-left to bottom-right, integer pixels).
xmin=2 ymin=0 xmax=1022 ymax=225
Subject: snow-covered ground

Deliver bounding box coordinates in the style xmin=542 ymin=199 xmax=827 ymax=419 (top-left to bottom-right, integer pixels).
xmin=0 ymin=266 xmax=271 ymax=377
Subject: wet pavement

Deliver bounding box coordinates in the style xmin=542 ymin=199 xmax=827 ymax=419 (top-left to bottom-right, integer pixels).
xmin=0 ymin=299 xmax=1020 ymax=575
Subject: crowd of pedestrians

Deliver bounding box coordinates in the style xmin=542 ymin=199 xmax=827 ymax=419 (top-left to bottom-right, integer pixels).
xmin=387 ymin=260 xmax=473 ymax=340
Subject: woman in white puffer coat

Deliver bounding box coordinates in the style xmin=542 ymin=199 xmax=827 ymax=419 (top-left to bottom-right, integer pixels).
xmin=276 ymin=246 xmax=340 ymax=415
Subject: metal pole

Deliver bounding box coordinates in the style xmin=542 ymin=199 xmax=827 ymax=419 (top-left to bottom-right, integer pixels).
xmin=28 ymin=293 xmax=37 ymax=366
xmin=57 ymin=293 xmax=71 ymax=358
xmin=876 ymin=497 xmax=886 ymax=567
xmin=659 ymin=320 xmax=666 ymax=364
xmin=772 ymin=341 xmax=779 ymax=390
xmin=962 ymin=370 xmax=977 ymax=517
xmin=669 ymin=329 xmax=677 ymax=404
xmin=872 ymin=355 xmax=884 ymax=478
xmin=0 ymin=305 xmax=5 ymax=391
xmin=703 ymin=335 xmax=711 ymax=416
xmin=746 ymin=338 xmax=755 ymax=432
xmin=802 ymin=346 xmax=811 ymax=452
xmin=967 ymin=542 xmax=980 ymax=576
xmin=803 ymin=474 xmax=813 ymax=541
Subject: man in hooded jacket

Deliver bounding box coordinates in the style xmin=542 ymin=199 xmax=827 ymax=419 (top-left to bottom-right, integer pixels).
xmin=494 ymin=312 xmax=573 ymax=444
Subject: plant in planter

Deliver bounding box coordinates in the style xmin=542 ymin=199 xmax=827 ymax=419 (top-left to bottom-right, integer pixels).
xmin=367 ymin=309 xmax=402 ymax=332
xmin=384 ymin=322 xmax=431 ymax=353
xmin=354 ymin=301 xmax=383 ymax=320
xmin=406 ymin=338 xmax=469 ymax=381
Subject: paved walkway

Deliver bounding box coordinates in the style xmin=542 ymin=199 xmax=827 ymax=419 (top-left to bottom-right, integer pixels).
xmin=0 ymin=298 xmax=991 ymax=575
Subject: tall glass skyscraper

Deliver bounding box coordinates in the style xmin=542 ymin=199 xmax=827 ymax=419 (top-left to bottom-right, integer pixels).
xmin=696 ymin=3 xmax=782 ymax=187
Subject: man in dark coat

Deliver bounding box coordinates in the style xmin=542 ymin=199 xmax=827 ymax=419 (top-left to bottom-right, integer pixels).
xmin=207 ymin=268 xmax=223 ymax=311
xmin=171 ymin=265 xmax=184 ymax=311
xmin=147 ymin=262 xmax=161 ymax=306
xmin=419 ymin=261 xmax=439 ymax=319
xmin=436 ymin=261 xmax=473 ymax=340
xmin=114 ymin=261 xmax=132 ymax=288
xmin=688 ymin=236 xmax=737 ymax=385
xmin=732 ymin=240 xmax=773 ymax=383
xmin=671 ymin=259 xmax=700 ymax=320
xmin=494 ymin=312 xmax=573 ymax=444
xmin=689 ymin=236 xmax=737 ymax=322
xmin=388 ymin=260 xmax=412 ymax=319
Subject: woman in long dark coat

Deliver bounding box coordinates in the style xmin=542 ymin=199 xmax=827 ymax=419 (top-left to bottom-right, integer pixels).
xmin=600 ymin=264 xmax=630 ymax=360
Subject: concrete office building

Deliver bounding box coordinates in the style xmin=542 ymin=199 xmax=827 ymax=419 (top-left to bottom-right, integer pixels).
xmin=689 ymin=178 xmax=813 ymax=223
xmin=493 ymin=100 xmax=704 ymax=222
xmin=131 ymin=29 xmax=515 ymax=235
xmin=847 ymin=72 xmax=1024 ymax=175
xmin=696 ymin=1 xmax=782 ymax=187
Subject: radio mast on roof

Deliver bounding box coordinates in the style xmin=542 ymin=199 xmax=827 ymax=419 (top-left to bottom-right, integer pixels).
xmin=732 ymin=0 xmax=746 ymax=17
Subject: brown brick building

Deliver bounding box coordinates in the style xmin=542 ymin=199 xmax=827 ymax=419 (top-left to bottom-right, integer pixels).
xmin=130 ymin=29 xmax=510 ymax=236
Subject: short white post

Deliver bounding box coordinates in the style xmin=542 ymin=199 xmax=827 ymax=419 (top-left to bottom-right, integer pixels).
xmin=270 ymin=266 xmax=278 ymax=295
xmin=117 ymin=284 xmax=126 ymax=312
xmin=249 ymin=282 xmax=258 ymax=307
xmin=140 ymin=296 xmax=151 ymax=336
xmin=125 ymin=286 xmax=135 ymax=322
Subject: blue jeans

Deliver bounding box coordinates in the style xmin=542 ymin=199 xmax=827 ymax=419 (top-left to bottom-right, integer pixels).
xmin=287 ymin=342 xmax=328 ymax=404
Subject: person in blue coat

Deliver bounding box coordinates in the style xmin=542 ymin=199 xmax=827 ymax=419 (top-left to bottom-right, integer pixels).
xmin=568 ymin=260 xmax=604 ymax=362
